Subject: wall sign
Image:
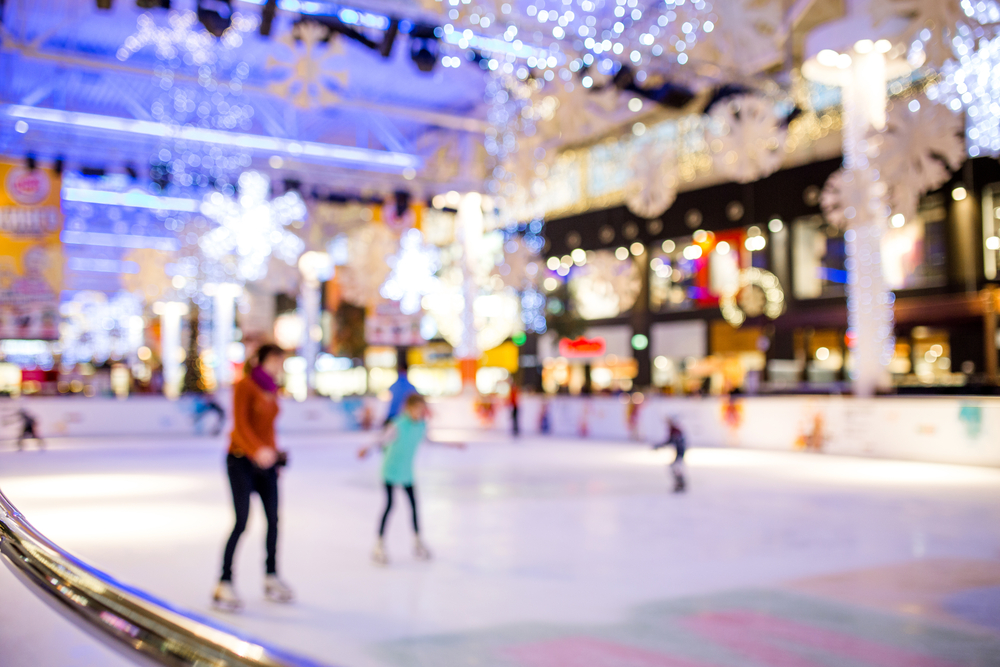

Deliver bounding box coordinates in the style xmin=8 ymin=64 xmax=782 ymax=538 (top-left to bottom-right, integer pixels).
xmin=559 ymin=336 xmax=607 ymax=359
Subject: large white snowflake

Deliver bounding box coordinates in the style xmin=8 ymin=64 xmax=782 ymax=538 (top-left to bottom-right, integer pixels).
xmin=625 ymin=141 xmax=678 ymax=219
xmin=873 ymin=97 xmax=965 ymax=222
xmin=337 ymin=223 xmax=398 ymax=308
xmin=266 ymin=21 xmax=348 ymax=109
xmin=492 ymin=236 xmax=540 ymax=290
xmin=709 ymin=95 xmax=786 ymax=184
xmin=380 ymin=228 xmax=440 ymax=315
xmin=931 ymin=32 xmax=1000 ymax=157
xmin=570 ymin=250 xmax=642 ymax=320
xmin=199 ymin=171 xmax=306 ymax=284
xmin=59 ymin=291 xmax=144 ymax=365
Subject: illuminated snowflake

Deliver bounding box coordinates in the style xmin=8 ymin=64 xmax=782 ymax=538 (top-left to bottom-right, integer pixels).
xmin=625 ymin=141 xmax=678 ymax=219
xmin=59 ymin=291 xmax=145 ymax=365
xmin=570 ymin=250 xmax=642 ymax=320
xmin=873 ymin=0 xmax=1000 ymax=68
xmin=199 ymin=171 xmax=306 ymax=284
xmin=267 ymin=21 xmax=348 ymax=109
xmin=381 ymin=228 xmax=441 ymax=315
xmin=338 ymin=223 xmax=398 ymax=308
xmin=709 ymin=95 xmax=786 ymax=184
xmin=873 ymin=96 xmax=965 ymax=222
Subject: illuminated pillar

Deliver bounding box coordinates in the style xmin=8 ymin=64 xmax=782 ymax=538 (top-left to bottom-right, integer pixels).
xmin=298 ymin=251 xmax=331 ymax=395
xmin=209 ymin=283 xmax=242 ymax=388
xmin=153 ymin=301 xmax=188 ymax=399
xmin=456 ymin=192 xmax=484 ymax=390
xmin=803 ymin=5 xmax=910 ymax=396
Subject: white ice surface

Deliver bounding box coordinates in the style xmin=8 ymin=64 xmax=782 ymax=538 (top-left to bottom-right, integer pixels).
xmin=1 ymin=432 xmax=999 ymax=666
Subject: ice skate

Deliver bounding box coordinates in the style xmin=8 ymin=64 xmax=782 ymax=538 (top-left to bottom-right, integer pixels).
xmin=414 ymin=536 xmax=432 ymax=561
xmin=264 ymin=575 xmax=294 ymax=603
xmin=372 ymin=538 xmax=389 ymax=565
xmin=211 ymin=581 xmax=243 ymax=612
xmin=673 ymin=473 xmax=686 ymax=493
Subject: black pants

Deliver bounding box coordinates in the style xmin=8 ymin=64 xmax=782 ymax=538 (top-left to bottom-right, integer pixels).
xmin=378 ymin=483 xmax=418 ymax=537
xmin=511 ymin=405 xmax=519 ymax=436
xmin=221 ymin=454 xmax=279 ymax=582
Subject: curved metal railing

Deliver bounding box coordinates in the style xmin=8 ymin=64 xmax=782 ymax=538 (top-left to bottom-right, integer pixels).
xmin=0 ymin=487 xmax=335 ymax=667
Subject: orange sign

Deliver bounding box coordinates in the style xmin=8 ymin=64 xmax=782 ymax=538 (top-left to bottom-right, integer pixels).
xmin=0 ymin=162 xmax=63 ymax=340
xmin=559 ymin=336 xmax=606 ymax=358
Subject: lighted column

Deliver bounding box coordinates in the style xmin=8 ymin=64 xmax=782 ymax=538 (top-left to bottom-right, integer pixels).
xmin=209 ymin=283 xmax=243 ymax=388
xmin=153 ymin=301 xmax=188 ymax=399
xmin=297 ymin=251 xmax=332 ymax=394
xmin=802 ymin=4 xmax=910 ymax=396
xmin=456 ymin=192 xmax=484 ymax=390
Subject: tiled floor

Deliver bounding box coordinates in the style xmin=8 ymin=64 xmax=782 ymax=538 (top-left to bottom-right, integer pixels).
xmin=1 ymin=432 xmax=998 ymax=666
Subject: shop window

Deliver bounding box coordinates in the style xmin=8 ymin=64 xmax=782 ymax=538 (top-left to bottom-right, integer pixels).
xmin=983 ymin=183 xmax=1000 ymax=280
xmin=792 ymin=215 xmax=847 ymax=299
xmin=650 ymin=227 xmax=769 ymax=312
xmin=568 ymin=249 xmax=642 ymax=319
xmin=882 ymin=195 xmax=947 ymax=290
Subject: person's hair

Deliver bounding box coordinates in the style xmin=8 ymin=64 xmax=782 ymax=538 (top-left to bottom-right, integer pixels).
xmin=404 ymin=393 xmax=426 ymax=410
xmin=256 ymin=343 xmax=286 ymax=367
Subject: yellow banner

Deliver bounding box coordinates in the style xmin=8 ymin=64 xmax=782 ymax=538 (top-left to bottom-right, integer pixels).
xmin=0 ymin=162 xmax=63 ymax=340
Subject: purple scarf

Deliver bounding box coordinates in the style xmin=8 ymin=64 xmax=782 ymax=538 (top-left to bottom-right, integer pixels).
xmin=250 ymin=366 xmax=278 ymax=393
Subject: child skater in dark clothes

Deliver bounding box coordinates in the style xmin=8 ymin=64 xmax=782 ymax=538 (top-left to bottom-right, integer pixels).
xmin=653 ymin=417 xmax=686 ymax=493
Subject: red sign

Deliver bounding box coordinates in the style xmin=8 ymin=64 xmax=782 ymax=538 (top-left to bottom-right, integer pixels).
xmin=559 ymin=336 xmax=606 ymax=358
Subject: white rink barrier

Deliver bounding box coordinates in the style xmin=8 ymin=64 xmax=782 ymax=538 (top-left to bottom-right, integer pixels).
xmin=1 ymin=393 xmax=998 ymax=467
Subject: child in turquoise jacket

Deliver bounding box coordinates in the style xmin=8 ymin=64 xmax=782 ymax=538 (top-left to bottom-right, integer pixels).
xmin=359 ymin=393 xmax=464 ymax=564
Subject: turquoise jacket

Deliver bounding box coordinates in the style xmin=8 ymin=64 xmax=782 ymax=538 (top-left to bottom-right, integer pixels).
xmin=381 ymin=414 xmax=427 ymax=486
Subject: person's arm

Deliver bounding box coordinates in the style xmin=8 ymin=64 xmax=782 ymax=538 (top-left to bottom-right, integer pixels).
xmin=232 ymin=382 xmax=274 ymax=464
xmin=359 ymin=423 xmax=397 ymax=458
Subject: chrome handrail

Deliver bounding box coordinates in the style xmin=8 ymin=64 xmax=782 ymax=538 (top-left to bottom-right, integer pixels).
xmin=0 ymin=487 xmax=336 ymax=667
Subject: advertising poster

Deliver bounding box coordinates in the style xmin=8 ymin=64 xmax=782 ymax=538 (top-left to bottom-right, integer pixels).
xmin=0 ymin=162 xmax=63 ymax=340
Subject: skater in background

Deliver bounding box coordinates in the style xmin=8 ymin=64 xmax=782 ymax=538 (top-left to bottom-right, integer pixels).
xmin=653 ymin=417 xmax=687 ymax=493
xmin=383 ymin=355 xmax=417 ymax=427
xmin=359 ymin=393 xmax=465 ymax=565
xmin=193 ymin=393 xmax=226 ymax=436
xmin=213 ymin=343 xmax=294 ymax=612
xmin=508 ymin=379 xmax=520 ymax=437
xmin=11 ymin=408 xmax=44 ymax=450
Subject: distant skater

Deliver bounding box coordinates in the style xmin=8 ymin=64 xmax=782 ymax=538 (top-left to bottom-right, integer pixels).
xmin=15 ymin=409 xmax=44 ymax=450
xmin=383 ymin=357 xmax=417 ymax=428
xmin=653 ymin=417 xmax=686 ymax=493
xmin=212 ymin=344 xmax=294 ymax=612
xmin=508 ymin=380 xmax=520 ymax=437
xmin=359 ymin=393 xmax=464 ymax=565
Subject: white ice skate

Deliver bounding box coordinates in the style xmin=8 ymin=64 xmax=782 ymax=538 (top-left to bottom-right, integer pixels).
xmin=211 ymin=582 xmax=243 ymax=612
xmin=264 ymin=574 xmax=294 ymax=603
xmin=372 ymin=539 xmax=389 ymax=565
xmin=414 ymin=537 xmax=432 ymax=561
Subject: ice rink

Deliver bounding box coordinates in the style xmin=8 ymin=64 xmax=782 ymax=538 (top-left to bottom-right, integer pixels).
xmin=2 ymin=431 xmax=999 ymax=667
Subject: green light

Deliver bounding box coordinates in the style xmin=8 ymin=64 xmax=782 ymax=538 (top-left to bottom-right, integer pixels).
xmin=512 ymin=331 xmax=527 ymax=346
xmin=631 ymin=334 xmax=648 ymax=351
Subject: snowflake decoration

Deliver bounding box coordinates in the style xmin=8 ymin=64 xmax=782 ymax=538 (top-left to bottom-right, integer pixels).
xmin=198 ymin=171 xmax=306 ymax=284
xmin=625 ymin=141 xmax=678 ymax=219
xmin=266 ymin=21 xmax=348 ymax=109
xmin=873 ymin=0 xmax=1000 ymax=68
xmin=872 ymin=96 xmax=965 ymax=222
xmin=570 ymin=250 xmax=642 ymax=320
xmin=931 ymin=32 xmax=1000 ymax=157
xmin=493 ymin=236 xmax=540 ymax=290
xmin=59 ymin=291 xmax=144 ymax=365
xmin=709 ymin=95 xmax=786 ymax=184
xmin=337 ymin=223 xmax=398 ymax=308
xmin=380 ymin=228 xmax=440 ymax=315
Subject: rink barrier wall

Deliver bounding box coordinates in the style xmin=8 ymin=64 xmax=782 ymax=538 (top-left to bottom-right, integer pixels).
xmin=1 ymin=394 xmax=997 ymax=467
xmin=0 ymin=486 xmax=336 ymax=667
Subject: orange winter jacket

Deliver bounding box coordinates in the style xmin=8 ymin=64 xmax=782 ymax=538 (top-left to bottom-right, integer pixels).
xmin=229 ymin=374 xmax=279 ymax=459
